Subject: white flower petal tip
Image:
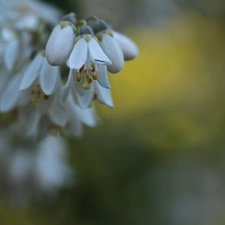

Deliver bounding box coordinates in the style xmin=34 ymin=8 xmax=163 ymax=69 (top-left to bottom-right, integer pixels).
xmin=94 ymin=82 xmax=114 ymax=108
xmin=67 ymin=38 xmax=88 ymax=69
xmin=97 ymin=65 xmax=111 ymax=89
xmin=113 ymin=31 xmax=138 ymax=61
xmin=88 ymin=38 xmax=112 ymax=65
xmin=107 ymin=62 xmax=123 ymax=74
xmin=46 ymin=22 xmax=76 ymax=66
xmin=19 ymin=53 xmax=44 ymax=91
xmin=40 ymin=58 xmax=60 ymax=95
xmin=100 ymin=34 xmax=124 ymax=74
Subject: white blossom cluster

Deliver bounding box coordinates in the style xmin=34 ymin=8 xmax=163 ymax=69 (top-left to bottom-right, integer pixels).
xmin=0 ymin=0 xmax=137 ymax=204
xmin=0 ymin=0 xmax=138 ymax=139
xmin=0 ymin=0 xmax=75 ymax=203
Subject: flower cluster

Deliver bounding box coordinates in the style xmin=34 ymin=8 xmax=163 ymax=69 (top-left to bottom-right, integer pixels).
xmin=0 ymin=8 xmax=138 ymax=139
xmin=0 ymin=0 xmax=138 ymax=204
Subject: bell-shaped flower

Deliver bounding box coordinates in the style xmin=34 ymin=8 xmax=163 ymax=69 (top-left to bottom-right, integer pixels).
xmin=18 ymin=82 xmax=67 ymax=137
xmin=113 ymin=31 xmax=138 ymax=61
xmin=65 ymin=69 xmax=113 ymax=109
xmin=91 ymin=20 xmax=124 ymax=73
xmin=46 ymin=21 xmax=76 ymax=66
xmin=66 ymin=25 xmax=111 ymax=93
xmin=19 ymin=51 xmax=61 ymax=96
xmin=99 ymin=32 xmax=124 ymax=73
xmin=62 ymin=93 xmax=99 ymax=138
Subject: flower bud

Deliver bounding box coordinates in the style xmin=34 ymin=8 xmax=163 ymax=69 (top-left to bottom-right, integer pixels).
xmin=113 ymin=31 xmax=138 ymax=61
xmin=46 ymin=21 xmax=76 ymax=66
xmin=90 ymin=20 xmax=124 ymax=73
xmin=99 ymin=33 xmax=124 ymax=73
xmin=61 ymin=12 xmax=76 ymax=25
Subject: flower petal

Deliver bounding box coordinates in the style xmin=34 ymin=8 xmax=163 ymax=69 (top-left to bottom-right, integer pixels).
xmin=67 ymin=38 xmax=87 ymax=69
xmin=46 ymin=23 xmax=76 ymax=66
xmin=94 ymin=81 xmax=113 ymax=108
xmin=66 ymin=96 xmax=83 ymax=138
xmin=62 ymin=69 xmax=73 ymax=101
xmin=63 ymin=68 xmax=73 ymax=90
xmin=26 ymin=110 xmax=41 ymax=136
xmin=113 ymin=31 xmax=138 ymax=60
xmin=97 ymin=64 xmax=111 ymax=89
xmin=74 ymin=104 xmax=98 ymax=127
xmin=18 ymin=89 xmax=31 ymax=106
xmin=67 ymin=118 xmax=83 ymax=138
xmin=66 ymin=94 xmax=98 ymax=137
xmin=3 ymin=39 xmax=19 ymax=71
xmin=0 ymin=74 xmax=22 ymax=112
xmin=49 ymin=104 xmax=68 ymax=127
xmin=39 ymin=58 xmax=60 ymax=95
xmin=100 ymin=34 xmax=124 ymax=73
xmin=19 ymin=53 xmax=44 ymax=90
xmin=76 ymin=88 xmax=94 ymax=109
xmin=88 ymin=37 xmax=111 ymax=65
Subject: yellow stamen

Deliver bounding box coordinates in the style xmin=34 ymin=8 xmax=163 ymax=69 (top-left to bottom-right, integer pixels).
xmin=91 ymin=64 xmax=95 ymax=72
xmin=77 ymin=73 xmax=81 ymax=82
xmin=85 ymin=71 xmax=90 ymax=79
xmin=82 ymin=82 xmax=90 ymax=90
xmin=82 ymin=76 xmax=90 ymax=90
xmin=92 ymin=74 xmax=98 ymax=80
xmin=79 ymin=64 xmax=85 ymax=73
xmin=88 ymin=78 xmax=92 ymax=84
xmin=31 ymin=98 xmax=36 ymax=107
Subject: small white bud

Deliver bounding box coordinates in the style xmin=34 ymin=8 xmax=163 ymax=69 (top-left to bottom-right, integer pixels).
xmin=46 ymin=22 xmax=76 ymax=66
xmin=113 ymin=31 xmax=138 ymax=61
xmin=61 ymin=12 xmax=76 ymax=25
xmin=99 ymin=33 xmax=124 ymax=74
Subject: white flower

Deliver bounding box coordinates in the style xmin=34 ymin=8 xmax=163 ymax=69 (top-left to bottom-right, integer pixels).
xmin=64 ymin=67 xmax=113 ymax=109
xmin=0 ymin=69 xmax=100 ymax=138
xmin=62 ymin=93 xmax=99 ymax=138
xmin=18 ymin=82 xmax=67 ymax=137
xmin=0 ymin=5 xmax=139 ymax=141
xmin=19 ymin=52 xmax=61 ymax=95
xmin=46 ymin=21 xmax=76 ymax=66
xmin=113 ymin=31 xmax=138 ymax=60
xmin=35 ymin=135 xmax=73 ymax=192
xmin=99 ymin=32 xmax=124 ymax=73
xmin=90 ymin=20 xmax=124 ymax=73
xmin=66 ymin=26 xmax=111 ymax=92
xmin=14 ymin=14 xmax=39 ymax=30
xmin=70 ymin=72 xmax=113 ymax=109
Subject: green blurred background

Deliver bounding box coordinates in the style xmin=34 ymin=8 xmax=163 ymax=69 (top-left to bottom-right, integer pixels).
xmin=1 ymin=0 xmax=225 ymax=224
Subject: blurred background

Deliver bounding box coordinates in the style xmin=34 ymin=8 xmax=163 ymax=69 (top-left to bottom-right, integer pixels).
xmin=1 ymin=0 xmax=225 ymax=224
